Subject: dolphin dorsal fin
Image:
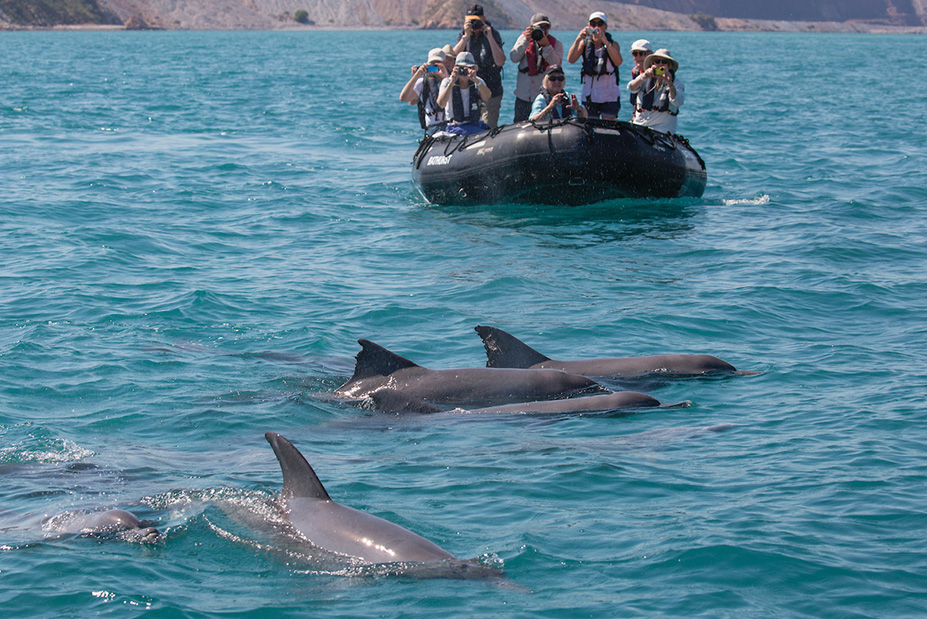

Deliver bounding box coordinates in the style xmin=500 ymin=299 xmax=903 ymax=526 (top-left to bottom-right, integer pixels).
xmin=348 ymin=339 xmax=420 ymax=381
xmin=265 ymin=432 xmax=331 ymax=501
xmin=475 ymin=325 xmax=551 ymax=368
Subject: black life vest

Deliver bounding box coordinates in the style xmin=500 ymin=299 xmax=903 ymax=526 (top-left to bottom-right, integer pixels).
xmin=460 ymin=27 xmax=504 ymax=96
xmin=417 ymin=76 xmax=444 ymax=129
xmin=539 ymin=88 xmax=570 ymax=119
xmin=451 ymin=82 xmax=481 ymax=122
xmin=635 ymin=73 xmax=679 ymax=116
xmin=581 ymin=33 xmax=618 ymax=84
xmin=630 ymin=65 xmax=642 ymax=107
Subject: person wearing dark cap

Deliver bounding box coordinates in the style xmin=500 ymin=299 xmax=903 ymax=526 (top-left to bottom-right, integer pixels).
xmin=529 ymin=66 xmax=587 ymax=122
xmin=452 ymin=4 xmax=505 ymax=128
xmin=510 ymin=13 xmax=563 ymax=123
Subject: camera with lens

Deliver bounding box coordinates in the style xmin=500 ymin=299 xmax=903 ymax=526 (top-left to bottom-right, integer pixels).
xmin=469 ymin=18 xmax=483 ymax=29
xmin=458 ymin=67 xmax=470 ymax=76
xmin=530 ymin=26 xmax=545 ymax=41
xmin=654 ymin=66 xmax=665 ymax=76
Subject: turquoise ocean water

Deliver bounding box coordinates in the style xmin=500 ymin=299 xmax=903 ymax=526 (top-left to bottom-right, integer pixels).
xmin=2 ymin=29 xmax=926 ymax=617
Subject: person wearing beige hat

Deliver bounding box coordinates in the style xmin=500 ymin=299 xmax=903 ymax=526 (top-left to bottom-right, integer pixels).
xmin=400 ymin=48 xmax=450 ymax=129
xmin=440 ymin=44 xmax=458 ymax=73
xmin=510 ymin=12 xmax=563 ymax=123
xmin=628 ymin=48 xmax=685 ymax=133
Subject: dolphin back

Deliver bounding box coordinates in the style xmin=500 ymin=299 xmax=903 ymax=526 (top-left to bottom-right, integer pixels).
xmin=475 ymin=326 xmax=551 ymax=368
xmin=265 ymin=432 xmax=331 ymax=500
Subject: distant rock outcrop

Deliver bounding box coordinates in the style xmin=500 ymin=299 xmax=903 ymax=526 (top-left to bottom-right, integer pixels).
xmin=2 ymin=0 xmax=925 ymax=31
xmin=0 ymin=0 xmax=122 ymax=26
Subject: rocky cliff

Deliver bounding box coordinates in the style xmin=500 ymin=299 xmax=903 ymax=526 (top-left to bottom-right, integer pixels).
xmin=3 ymin=0 xmax=925 ymax=31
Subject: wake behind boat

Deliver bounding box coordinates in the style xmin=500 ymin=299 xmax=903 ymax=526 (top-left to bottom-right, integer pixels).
xmin=411 ymin=118 xmax=706 ymax=205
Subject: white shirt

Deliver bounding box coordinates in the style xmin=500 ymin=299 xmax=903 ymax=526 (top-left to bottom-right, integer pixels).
xmin=581 ymin=46 xmax=620 ymax=104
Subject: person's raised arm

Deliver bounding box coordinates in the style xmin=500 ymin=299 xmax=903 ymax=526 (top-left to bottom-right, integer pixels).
xmin=567 ymin=28 xmax=588 ymax=64
xmin=485 ymin=25 xmax=506 ymax=67
xmin=510 ymin=30 xmax=529 ymax=63
xmin=436 ymin=74 xmax=455 ymax=109
xmin=399 ymin=66 xmax=426 ymax=104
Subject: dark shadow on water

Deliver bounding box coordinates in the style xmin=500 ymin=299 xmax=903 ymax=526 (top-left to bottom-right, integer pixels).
xmin=415 ymin=193 xmax=702 ymax=241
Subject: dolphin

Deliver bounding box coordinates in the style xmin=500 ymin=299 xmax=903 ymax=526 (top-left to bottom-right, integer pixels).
xmin=44 ymin=508 xmax=160 ymax=540
xmin=264 ymin=432 xmax=457 ymax=564
xmin=475 ymin=326 xmax=759 ymax=378
xmin=334 ymin=339 xmax=604 ymax=406
xmin=371 ymin=388 xmax=690 ymax=415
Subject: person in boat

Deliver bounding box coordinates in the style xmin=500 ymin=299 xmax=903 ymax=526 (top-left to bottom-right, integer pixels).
xmin=510 ymin=13 xmax=563 ymax=123
xmin=628 ymin=48 xmax=685 ymax=134
xmin=440 ymin=44 xmax=457 ymax=72
xmin=529 ymin=66 xmax=588 ymax=122
xmin=452 ymin=4 xmax=506 ymax=129
xmin=566 ymin=11 xmax=623 ymax=120
xmin=436 ymin=51 xmax=492 ymax=136
xmin=399 ymin=48 xmax=450 ymax=130
xmin=628 ymin=39 xmax=652 ymax=111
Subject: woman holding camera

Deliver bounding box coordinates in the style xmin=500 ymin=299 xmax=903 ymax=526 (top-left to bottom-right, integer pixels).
xmin=509 ymin=13 xmax=563 ymax=123
xmin=566 ymin=11 xmax=622 ymax=120
xmin=529 ymin=66 xmax=588 ymax=122
xmin=399 ymin=48 xmax=450 ymax=130
xmin=628 ymin=48 xmax=684 ymax=134
xmin=436 ymin=52 xmax=492 ymax=135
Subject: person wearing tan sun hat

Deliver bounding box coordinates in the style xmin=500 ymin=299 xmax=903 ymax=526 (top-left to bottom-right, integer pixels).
xmin=628 ymin=48 xmax=685 ymax=133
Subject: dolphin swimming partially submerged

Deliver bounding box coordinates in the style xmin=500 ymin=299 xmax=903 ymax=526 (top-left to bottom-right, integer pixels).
xmin=475 ymin=326 xmax=759 ymax=378
xmin=335 ymin=338 xmax=604 ymax=407
xmin=264 ymin=432 xmax=458 ymax=564
xmin=44 ymin=508 xmax=160 ymax=540
xmin=371 ymin=388 xmax=690 ymax=415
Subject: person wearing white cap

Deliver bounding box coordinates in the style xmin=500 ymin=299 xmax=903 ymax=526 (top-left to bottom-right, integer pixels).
xmin=399 ymin=48 xmax=450 ymax=130
xmin=566 ymin=11 xmax=623 ymax=120
xmin=628 ymin=39 xmax=653 ymax=110
xmin=628 ymin=48 xmax=685 ymax=134
xmin=436 ymin=51 xmax=492 ymax=135
xmin=509 ymin=12 xmax=563 ymax=123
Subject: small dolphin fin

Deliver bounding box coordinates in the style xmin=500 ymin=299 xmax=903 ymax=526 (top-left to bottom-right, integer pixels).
xmin=265 ymin=432 xmax=331 ymax=501
xmin=346 ymin=339 xmax=420 ymax=382
xmin=474 ymin=326 xmax=551 ymax=368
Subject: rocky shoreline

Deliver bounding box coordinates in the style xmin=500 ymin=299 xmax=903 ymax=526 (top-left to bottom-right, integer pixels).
xmin=2 ymin=0 xmax=925 ymax=34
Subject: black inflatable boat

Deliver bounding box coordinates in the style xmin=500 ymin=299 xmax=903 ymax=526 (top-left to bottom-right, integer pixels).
xmin=411 ymin=118 xmax=706 ymax=205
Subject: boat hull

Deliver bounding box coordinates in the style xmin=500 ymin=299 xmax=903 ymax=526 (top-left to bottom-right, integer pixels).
xmin=411 ymin=119 xmax=707 ymax=205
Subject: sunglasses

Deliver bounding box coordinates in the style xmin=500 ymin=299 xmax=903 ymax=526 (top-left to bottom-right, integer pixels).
xmin=589 ymin=20 xmax=605 ymax=27
xmin=632 ymin=50 xmax=649 ymax=57
xmin=652 ymin=58 xmax=669 ymax=65
xmin=548 ymin=75 xmax=565 ymax=82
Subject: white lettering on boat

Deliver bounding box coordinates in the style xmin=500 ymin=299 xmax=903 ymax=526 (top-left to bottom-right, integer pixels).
xmin=476 ymin=147 xmax=494 ymax=156
xmin=427 ymin=155 xmax=452 ymax=166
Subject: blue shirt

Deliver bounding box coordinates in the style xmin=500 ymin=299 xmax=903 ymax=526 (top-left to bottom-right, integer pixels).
xmin=530 ymin=91 xmax=577 ymax=119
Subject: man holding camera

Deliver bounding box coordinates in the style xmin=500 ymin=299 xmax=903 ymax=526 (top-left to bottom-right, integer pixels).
xmin=436 ymin=52 xmax=492 ymax=135
xmin=509 ymin=13 xmax=563 ymax=123
xmin=628 ymin=48 xmax=684 ymax=134
xmin=452 ymin=4 xmax=505 ymax=128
